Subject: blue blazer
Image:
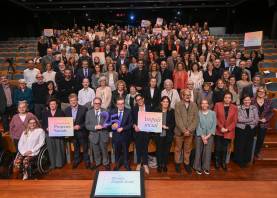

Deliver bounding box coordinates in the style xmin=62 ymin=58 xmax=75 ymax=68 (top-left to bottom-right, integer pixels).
xmin=109 ymin=108 xmax=133 ymax=142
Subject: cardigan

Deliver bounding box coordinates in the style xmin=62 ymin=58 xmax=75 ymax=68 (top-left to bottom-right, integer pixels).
xmin=196 ymin=110 xmax=216 ymax=136
xmin=9 ymin=112 xmax=37 ymax=140
xmin=236 ymin=105 xmax=259 ymax=130
xmin=251 ymin=98 xmax=273 ymax=128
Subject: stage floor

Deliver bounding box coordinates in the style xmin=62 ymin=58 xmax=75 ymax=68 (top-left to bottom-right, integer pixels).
xmin=1 ymin=180 xmax=277 ymax=198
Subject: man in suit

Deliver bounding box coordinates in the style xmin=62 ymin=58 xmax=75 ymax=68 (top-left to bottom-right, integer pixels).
xmin=226 ymin=57 xmax=242 ymax=81
xmin=166 ymin=50 xmax=179 ymax=72
xmin=110 ymin=97 xmax=133 ymax=171
xmin=242 ymin=75 xmax=262 ymax=99
xmin=174 ymin=89 xmax=199 ymax=174
xmin=85 ymin=97 xmax=110 ymax=170
xmin=116 ymin=50 xmax=129 ymax=72
xmin=78 ymin=49 xmax=92 ymax=68
xmin=0 ymin=75 xmax=16 ymax=132
xmin=160 ymin=61 xmax=172 ymax=90
xmin=220 ymin=51 xmax=230 ymax=69
xmin=64 ymin=93 xmax=90 ymax=169
xmin=76 ymin=60 xmax=93 ymax=90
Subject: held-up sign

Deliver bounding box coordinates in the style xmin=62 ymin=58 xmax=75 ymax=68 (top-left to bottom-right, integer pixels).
xmin=48 ymin=117 xmax=74 ymax=137
xmin=138 ymin=112 xmax=162 ymax=133
xmin=152 ymin=28 xmax=162 ymax=35
xmin=156 ymin=17 xmax=163 ymax=26
xmin=244 ymin=31 xmax=263 ymax=47
xmin=141 ymin=20 xmax=151 ymax=27
xmin=44 ymin=29 xmax=54 ymax=37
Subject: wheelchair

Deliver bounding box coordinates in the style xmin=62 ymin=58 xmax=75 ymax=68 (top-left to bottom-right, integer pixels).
xmin=14 ymin=144 xmax=51 ymax=179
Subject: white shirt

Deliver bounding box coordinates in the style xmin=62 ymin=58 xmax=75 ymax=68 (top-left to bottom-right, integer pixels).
xmin=19 ymin=114 xmax=27 ymax=122
xmin=18 ymin=128 xmax=45 ymax=156
xmin=78 ymin=87 xmax=96 ymax=105
xmin=43 ymin=70 xmax=56 ymax=85
xmin=188 ymin=70 xmax=204 ymax=90
xmin=24 ymin=68 xmax=40 ymax=88
xmin=150 ymin=88 xmax=154 ymax=98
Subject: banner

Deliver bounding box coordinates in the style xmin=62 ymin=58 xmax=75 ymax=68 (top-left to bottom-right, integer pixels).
xmin=141 ymin=20 xmax=151 ymax=27
xmin=138 ymin=112 xmax=162 ymax=133
xmin=244 ymin=31 xmax=263 ymax=47
xmin=156 ymin=17 xmax=163 ymax=26
xmin=48 ymin=117 xmax=74 ymax=137
xmin=43 ymin=29 xmax=54 ymax=37
xmin=92 ymin=52 xmax=106 ymax=65
xmin=152 ymin=28 xmax=162 ymax=35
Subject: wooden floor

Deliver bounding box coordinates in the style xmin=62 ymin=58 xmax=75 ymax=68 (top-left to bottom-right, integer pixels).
xmin=1 ymin=180 xmax=277 ymax=198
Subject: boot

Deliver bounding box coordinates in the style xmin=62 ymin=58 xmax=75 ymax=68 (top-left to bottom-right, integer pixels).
xmin=215 ymin=156 xmax=220 ymax=170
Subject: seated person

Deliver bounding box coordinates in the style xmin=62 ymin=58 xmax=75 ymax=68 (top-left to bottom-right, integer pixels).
xmin=13 ymin=118 xmax=45 ymax=180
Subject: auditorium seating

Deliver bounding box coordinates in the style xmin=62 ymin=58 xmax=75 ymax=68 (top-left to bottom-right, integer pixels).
xmin=0 ymin=34 xmax=277 ymax=169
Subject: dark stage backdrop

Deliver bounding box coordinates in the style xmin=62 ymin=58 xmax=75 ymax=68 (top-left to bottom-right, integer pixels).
xmin=0 ymin=0 xmax=275 ymax=40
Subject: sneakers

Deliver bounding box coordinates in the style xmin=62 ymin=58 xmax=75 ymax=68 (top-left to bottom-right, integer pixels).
xmin=143 ymin=165 xmax=150 ymax=175
xmin=196 ymin=170 xmax=202 ymax=175
xmin=22 ymin=172 xmax=28 ymax=180
xmin=204 ymin=170 xmax=210 ymax=175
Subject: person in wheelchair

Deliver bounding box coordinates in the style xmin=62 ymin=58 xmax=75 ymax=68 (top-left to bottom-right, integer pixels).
xmin=13 ymin=118 xmax=45 ymax=180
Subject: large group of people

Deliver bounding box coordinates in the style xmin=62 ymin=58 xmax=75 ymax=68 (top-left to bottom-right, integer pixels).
xmin=0 ymin=21 xmax=274 ymax=180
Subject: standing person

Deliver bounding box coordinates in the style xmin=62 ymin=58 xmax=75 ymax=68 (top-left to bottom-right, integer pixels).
xmin=10 ymin=101 xmax=37 ymax=151
xmin=85 ymin=97 xmax=110 ymax=170
xmin=161 ymin=79 xmax=180 ymax=109
xmin=23 ymin=59 xmax=40 ymax=88
xmin=41 ymin=48 xmax=54 ymax=72
xmin=132 ymin=94 xmax=151 ymax=174
xmin=252 ymin=87 xmax=273 ymax=159
xmin=214 ymin=92 xmax=238 ymax=171
xmin=143 ymin=78 xmax=161 ymax=111
xmin=193 ymin=99 xmax=216 ymax=175
xmin=154 ymin=96 xmax=175 ymax=173
xmin=95 ymin=76 xmax=112 ymax=110
xmin=188 ymin=62 xmax=204 ymax=90
xmin=213 ymin=79 xmax=226 ymax=105
xmin=14 ymin=118 xmax=45 ymax=180
xmin=131 ymin=60 xmax=149 ymax=92
xmin=125 ymin=85 xmax=138 ymax=110
xmin=32 ymin=73 xmax=47 ymax=120
xmin=57 ymin=69 xmax=77 ymax=111
xmin=159 ymin=61 xmax=172 ymax=90
xmin=64 ymin=94 xmax=90 ymax=169
xmin=0 ymin=75 xmax=16 ymax=133
xmin=111 ymin=80 xmax=127 ymax=109
xmin=173 ymin=62 xmax=188 ymax=93
xmin=110 ymin=98 xmax=133 ymax=171
xmin=242 ymin=75 xmax=262 ymax=99
xmin=14 ymin=79 xmax=33 ymax=111
xmin=76 ymin=60 xmax=93 ymax=90
xmin=234 ymin=95 xmax=259 ymax=168
xmin=227 ymin=76 xmax=240 ymax=105
xmin=195 ymin=82 xmax=214 ymax=109
xmin=236 ymin=71 xmax=252 ymax=99
xmin=78 ymin=78 xmax=95 ymax=106
xmin=42 ymin=98 xmax=65 ymax=169
xmin=91 ymin=64 xmax=103 ymax=90
xmin=42 ymin=63 xmax=56 ymax=86
xmin=174 ymin=89 xmax=199 ymax=174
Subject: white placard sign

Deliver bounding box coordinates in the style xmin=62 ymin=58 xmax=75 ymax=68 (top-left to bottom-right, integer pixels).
xmin=138 ymin=112 xmax=162 ymax=133
xmin=244 ymin=31 xmax=263 ymax=47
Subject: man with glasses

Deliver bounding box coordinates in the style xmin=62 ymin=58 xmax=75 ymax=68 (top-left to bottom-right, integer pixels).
xmin=31 ymin=73 xmax=47 ymax=120
xmin=174 ymin=89 xmax=199 ymax=174
xmin=85 ymin=97 xmax=110 ymax=170
xmin=110 ymin=97 xmax=133 ymax=171
xmin=23 ymin=59 xmax=40 ymax=88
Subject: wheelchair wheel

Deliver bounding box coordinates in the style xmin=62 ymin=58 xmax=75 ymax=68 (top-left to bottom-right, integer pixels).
xmin=36 ymin=145 xmax=50 ymax=175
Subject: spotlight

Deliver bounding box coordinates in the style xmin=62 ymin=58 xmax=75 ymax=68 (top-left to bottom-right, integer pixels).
xmin=130 ymin=15 xmax=135 ymax=20
xmin=177 ymin=11 xmax=181 ymax=15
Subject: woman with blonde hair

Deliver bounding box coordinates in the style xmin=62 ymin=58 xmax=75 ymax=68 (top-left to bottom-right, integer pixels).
xmin=111 ymin=80 xmax=127 ymax=108
xmin=96 ymin=76 xmax=112 ymax=109
xmin=14 ymin=118 xmax=45 ymax=180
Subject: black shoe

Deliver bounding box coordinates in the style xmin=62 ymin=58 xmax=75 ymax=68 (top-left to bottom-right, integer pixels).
xmin=72 ymin=162 xmax=79 ymax=169
xmin=104 ymin=164 xmax=110 ymax=171
xmin=90 ymin=164 xmax=101 ymax=170
xmin=124 ymin=164 xmax=131 ymax=171
xmin=184 ymin=164 xmax=192 ymax=174
xmin=85 ymin=162 xmax=91 ymax=169
xmin=221 ymin=163 xmax=228 ymax=171
xmin=157 ymin=166 xmax=162 ymax=173
xmin=163 ymin=166 xmax=168 ymax=172
xmin=175 ymin=164 xmax=181 ymax=173
xmin=215 ymin=157 xmax=220 ymax=170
